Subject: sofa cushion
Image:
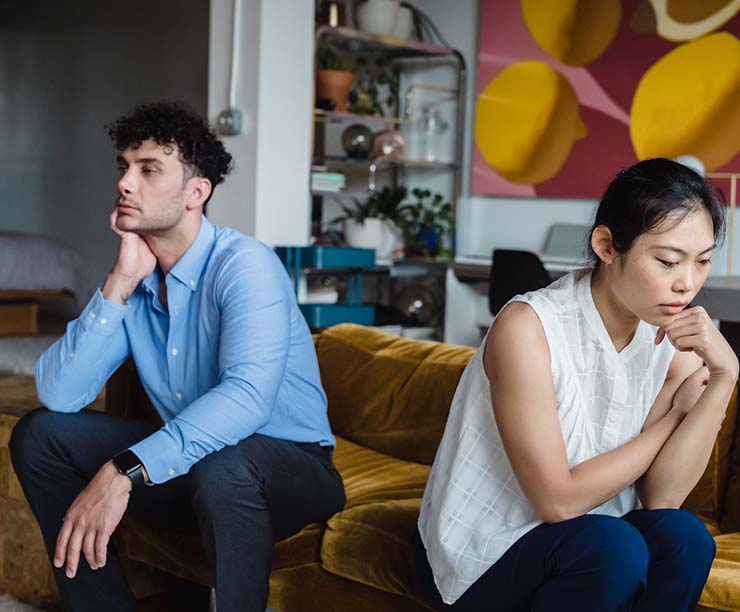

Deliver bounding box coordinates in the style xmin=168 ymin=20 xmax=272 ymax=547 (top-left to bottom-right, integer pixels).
xmin=698 ymin=532 xmax=740 ymax=612
xmin=321 ymin=498 xmax=428 ymax=607
xmin=716 ymin=382 xmax=740 ymax=532
xmin=116 ymin=518 xmax=326 ymax=588
xmin=317 ymin=324 xmax=474 ymax=465
xmin=333 ymin=436 xmax=431 ymax=509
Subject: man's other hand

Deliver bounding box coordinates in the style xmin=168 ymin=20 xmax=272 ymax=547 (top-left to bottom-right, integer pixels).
xmin=53 ymin=460 xmax=131 ymax=578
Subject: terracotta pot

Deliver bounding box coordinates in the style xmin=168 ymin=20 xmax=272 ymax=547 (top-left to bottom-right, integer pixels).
xmin=316 ymin=70 xmax=354 ymax=112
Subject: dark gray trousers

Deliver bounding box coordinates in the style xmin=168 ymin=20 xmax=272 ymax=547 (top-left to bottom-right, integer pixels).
xmin=9 ymin=408 xmax=346 ymax=612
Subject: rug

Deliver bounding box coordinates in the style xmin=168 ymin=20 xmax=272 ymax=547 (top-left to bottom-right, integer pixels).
xmin=0 ymin=593 xmax=45 ymax=612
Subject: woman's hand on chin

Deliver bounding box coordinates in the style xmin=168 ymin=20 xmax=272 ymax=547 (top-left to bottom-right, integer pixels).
xmin=657 ymin=306 xmax=739 ymax=383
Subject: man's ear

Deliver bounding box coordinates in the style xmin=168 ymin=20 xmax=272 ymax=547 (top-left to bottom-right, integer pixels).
xmin=591 ymin=225 xmax=617 ymax=265
xmin=185 ymin=177 xmax=212 ymax=211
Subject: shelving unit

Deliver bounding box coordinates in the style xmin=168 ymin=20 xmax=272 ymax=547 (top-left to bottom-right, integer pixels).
xmin=309 ymin=24 xmax=467 ymax=339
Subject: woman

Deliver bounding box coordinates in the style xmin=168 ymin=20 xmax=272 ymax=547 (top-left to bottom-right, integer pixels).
xmin=415 ymin=158 xmax=739 ymax=612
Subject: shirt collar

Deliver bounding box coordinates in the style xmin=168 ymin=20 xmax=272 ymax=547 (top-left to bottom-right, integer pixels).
xmin=139 ymin=215 xmax=216 ymax=294
xmin=170 ymin=215 xmax=216 ymax=291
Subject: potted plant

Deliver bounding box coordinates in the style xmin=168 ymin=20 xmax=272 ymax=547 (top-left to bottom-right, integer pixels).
xmin=316 ymin=38 xmax=354 ymax=112
xmin=348 ymin=55 xmax=399 ymax=117
xmin=397 ymin=188 xmax=454 ymax=260
xmin=330 ymin=186 xmax=408 ymax=258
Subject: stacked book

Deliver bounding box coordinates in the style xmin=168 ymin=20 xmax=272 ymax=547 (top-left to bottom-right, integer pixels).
xmin=311 ymin=166 xmax=346 ymax=193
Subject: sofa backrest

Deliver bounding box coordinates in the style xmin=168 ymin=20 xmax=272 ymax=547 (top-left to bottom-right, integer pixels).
xmin=315 ymin=324 xmax=474 ymax=465
xmin=683 ymin=381 xmax=739 ymax=528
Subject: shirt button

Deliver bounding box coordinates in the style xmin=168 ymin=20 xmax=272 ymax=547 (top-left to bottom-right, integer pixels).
xmin=189 ymin=279 xmax=196 ymax=288
xmin=89 ymin=312 xmax=96 ymax=319
xmin=171 ymin=348 xmax=178 ymax=356
xmin=100 ymin=318 xmax=107 ymax=325
xmin=168 ymin=468 xmax=175 ymax=476
xmin=175 ymin=392 xmax=183 ymax=400
xmin=69 ymin=352 xmax=74 ymax=359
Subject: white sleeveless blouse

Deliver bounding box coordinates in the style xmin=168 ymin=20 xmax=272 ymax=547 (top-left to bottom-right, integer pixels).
xmin=418 ymin=269 xmax=675 ymax=604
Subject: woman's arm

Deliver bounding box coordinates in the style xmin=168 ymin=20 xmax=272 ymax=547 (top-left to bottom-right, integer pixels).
xmin=484 ymin=302 xmax=685 ymax=524
xmin=637 ymin=307 xmax=739 ymax=509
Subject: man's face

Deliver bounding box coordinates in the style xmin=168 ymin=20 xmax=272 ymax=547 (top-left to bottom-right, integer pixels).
xmin=115 ymin=138 xmax=191 ymax=234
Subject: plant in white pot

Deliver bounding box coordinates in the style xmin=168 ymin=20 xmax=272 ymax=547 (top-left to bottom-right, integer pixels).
xmin=330 ymin=186 xmax=407 ymax=260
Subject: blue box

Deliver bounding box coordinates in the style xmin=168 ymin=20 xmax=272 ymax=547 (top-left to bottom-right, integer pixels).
xmin=299 ymin=304 xmax=375 ymax=328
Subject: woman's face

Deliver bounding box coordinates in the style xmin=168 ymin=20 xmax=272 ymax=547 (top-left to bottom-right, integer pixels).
xmin=609 ymin=208 xmax=716 ymax=327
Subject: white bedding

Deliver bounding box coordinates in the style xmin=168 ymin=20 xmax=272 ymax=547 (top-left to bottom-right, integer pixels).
xmin=0 ymin=232 xmax=90 ymax=308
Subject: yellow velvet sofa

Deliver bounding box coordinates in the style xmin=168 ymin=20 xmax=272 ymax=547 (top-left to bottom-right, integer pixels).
xmin=101 ymin=323 xmax=740 ymax=611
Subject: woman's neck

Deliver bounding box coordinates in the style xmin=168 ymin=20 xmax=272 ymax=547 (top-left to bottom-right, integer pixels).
xmin=590 ymin=266 xmax=641 ymax=353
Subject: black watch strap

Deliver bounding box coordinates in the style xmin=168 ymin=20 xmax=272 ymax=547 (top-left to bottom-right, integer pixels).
xmin=112 ymin=449 xmax=146 ymax=490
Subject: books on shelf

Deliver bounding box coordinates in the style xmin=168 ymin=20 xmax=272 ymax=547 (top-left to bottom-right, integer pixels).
xmin=311 ymin=170 xmax=346 ymax=192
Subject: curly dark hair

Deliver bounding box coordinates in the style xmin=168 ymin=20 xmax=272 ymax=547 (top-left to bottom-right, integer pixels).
xmin=107 ymin=101 xmax=233 ymax=213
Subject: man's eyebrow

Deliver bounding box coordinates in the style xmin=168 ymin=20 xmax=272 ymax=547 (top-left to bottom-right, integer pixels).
xmin=650 ymin=244 xmax=716 ymax=256
xmin=115 ymin=156 xmax=164 ymax=167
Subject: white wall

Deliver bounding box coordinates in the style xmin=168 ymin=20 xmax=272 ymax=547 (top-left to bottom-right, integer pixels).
xmin=208 ymin=0 xmax=314 ymax=247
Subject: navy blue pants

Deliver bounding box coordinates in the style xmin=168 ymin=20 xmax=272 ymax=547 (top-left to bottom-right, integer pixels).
xmin=9 ymin=408 xmax=346 ymax=612
xmin=413 ymin=508 xmax=715 ymax=612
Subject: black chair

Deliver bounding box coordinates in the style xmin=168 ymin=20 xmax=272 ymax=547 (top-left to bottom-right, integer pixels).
xmin=489 ymin=249 xmax=552 ymax=316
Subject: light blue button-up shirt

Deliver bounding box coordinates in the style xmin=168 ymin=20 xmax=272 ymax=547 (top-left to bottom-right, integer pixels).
xmin=36 ymin=216 xmax=334 ymax=484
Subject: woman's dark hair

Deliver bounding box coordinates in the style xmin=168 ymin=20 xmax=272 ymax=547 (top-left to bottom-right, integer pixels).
xmin=588 ymin=158 xmax=726 ymax=266
xmin=107 ymin=101 xmax=232 ymax=214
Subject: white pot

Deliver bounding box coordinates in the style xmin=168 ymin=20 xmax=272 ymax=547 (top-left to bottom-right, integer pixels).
xmin=392 ymin=7 xmax=413 ymax=40
xmin=357 ymin=0 xmax=400 ymax=37
xmin=345 ymin=217 xmax=397 ymax=260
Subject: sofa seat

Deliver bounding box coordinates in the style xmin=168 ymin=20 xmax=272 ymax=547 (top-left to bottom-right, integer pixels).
xmin=322 ymin=498 xmax=427 ymax=606
xmin=699 ymin=532 xmax=740 ymax=612
xmin=114 ymin=433 xmax=431 ymax=590
xmin=334 ymin=436 xmax=430 ymax=509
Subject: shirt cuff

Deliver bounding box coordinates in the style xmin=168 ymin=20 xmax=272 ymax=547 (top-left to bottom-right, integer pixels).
xmin=79 ymin=290 xmax=128 ymax=335
xmin=129 ymin=429 xmax=187 ymax=485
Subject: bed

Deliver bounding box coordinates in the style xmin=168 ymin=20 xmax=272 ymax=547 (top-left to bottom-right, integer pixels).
xmin=0 ymin=232 xmax=89 ymax=336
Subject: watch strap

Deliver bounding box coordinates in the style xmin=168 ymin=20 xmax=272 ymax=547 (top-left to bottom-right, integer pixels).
xmin=112 ymin=449 xmax=146 ymax=490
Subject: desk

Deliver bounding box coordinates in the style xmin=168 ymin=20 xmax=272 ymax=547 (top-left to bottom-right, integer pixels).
xmin=453 ymin=259 xmax=740 ymax=357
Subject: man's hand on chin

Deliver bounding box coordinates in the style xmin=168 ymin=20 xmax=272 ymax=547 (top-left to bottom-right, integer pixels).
xmin=53 ymin=461 xmax=132 ymax=578
xmin=103 ymin=207 xmax=157 ymax=304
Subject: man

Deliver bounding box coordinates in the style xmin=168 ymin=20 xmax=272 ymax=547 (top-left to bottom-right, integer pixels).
xmin=9 ymin=101 xmax=345 ymax=612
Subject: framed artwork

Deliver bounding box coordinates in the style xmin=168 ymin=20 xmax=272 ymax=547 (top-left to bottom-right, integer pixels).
xmin=472 ymin=0 xmax=740 ymax=200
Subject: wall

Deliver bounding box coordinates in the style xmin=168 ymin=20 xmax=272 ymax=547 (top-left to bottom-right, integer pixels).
xmin=207 ymin=0 xmax=314 ymax=247
xmin=0 ymin=0 xmax=210 ymax=301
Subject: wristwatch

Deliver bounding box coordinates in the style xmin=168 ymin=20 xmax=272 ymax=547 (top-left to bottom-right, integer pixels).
xmin=112 ymin=450 xmax=146 ymax=490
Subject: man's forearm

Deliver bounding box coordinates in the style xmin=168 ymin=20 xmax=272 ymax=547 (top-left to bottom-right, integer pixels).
xmin=638 ymin=375 xmax=736 ymax=509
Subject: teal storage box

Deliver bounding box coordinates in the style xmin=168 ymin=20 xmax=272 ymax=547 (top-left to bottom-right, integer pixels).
xmin=275 ymin=246 xmax=375 ymax=270
xmin=298 ymin=304 xmax=375 ymax=328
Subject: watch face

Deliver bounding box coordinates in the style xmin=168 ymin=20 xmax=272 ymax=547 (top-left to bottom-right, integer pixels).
xmin=115 ymin=450 xmax=142 ymax=474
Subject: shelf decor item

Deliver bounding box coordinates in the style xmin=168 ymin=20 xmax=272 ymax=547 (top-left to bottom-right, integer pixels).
xmin=348 ymin=55 xmax=399 ymax=117
xmin=329 ymin=186 xmax=408 ymax=258
xmin=371 ymin=129 xmax=406 ymax=159
xmin=341 ymin=123 xmax=373 ymax=158
xmin=397 ymin=188 xmax=454 ymax=260
xmin=316 ymin=38 xmax=354 ymax=112
xmin=357 ymin=0 xmax=400 ymax=37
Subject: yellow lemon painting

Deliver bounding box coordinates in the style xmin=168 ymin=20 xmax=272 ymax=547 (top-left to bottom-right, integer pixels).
xmin=475 ymin=61 xmax=587 ymax=184
xmin=473 ymin=0 xmax=740 ymax=198
xmin=631 ymin=32 xmax=740 ymax=170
